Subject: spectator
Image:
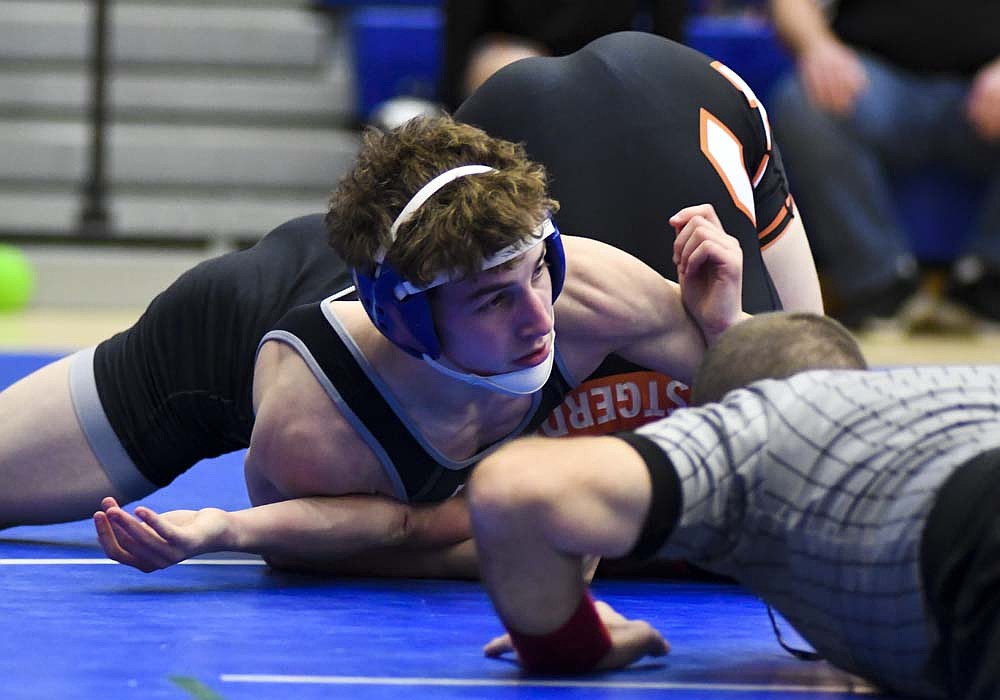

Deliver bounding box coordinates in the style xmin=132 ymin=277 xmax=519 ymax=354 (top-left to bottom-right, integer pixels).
xmin=768 ymin=0 xmax=1000 ymax=328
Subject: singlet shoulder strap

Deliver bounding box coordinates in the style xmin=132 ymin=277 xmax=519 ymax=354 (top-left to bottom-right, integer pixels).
xmin=265 ymin=302 xmax=578 ymax=501
xmin=266 ymin=302 xmax=463 ymax=502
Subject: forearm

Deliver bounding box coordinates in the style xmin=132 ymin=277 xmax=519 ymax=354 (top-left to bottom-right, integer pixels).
xmin=223 ymin=494 xmax=471 ymax=568
xmin=770 ymin=0 xmax=838 ymax=55
xmin=760 ymin=215 xmax=824 ymax=313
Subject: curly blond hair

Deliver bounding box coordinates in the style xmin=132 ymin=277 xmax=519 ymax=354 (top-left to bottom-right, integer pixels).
xmin=326 ymin=115 xmax=558 ymax=286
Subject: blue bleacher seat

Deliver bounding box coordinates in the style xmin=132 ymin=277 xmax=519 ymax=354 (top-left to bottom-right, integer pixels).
xmin=348 ymin=5 xmax=444 ymax=120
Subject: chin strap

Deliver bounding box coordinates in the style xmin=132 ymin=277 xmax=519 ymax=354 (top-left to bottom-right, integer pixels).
xmin=421 ymin=332 xmax=556 ymax=396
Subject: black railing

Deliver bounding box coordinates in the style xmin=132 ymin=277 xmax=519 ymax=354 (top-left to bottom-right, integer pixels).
xmin=79 ymin=0 xmax=111 ymax=238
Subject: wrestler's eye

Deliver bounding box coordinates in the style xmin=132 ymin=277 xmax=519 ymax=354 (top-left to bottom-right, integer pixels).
xmin=480 ymin=293 xmax=508 ymax=312
xmin=532 ymin=258 xmax=547 ymax=280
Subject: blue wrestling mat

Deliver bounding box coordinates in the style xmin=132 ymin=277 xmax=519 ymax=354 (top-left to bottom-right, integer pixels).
xmin=0 ymin=353 xmax=894 ymax=700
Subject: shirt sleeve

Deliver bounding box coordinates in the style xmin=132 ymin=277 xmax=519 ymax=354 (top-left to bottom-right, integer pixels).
xmin=631 ymin=390 xmax=771 ymax=566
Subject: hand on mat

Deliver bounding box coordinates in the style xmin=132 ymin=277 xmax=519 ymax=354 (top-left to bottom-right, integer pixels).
xmin=94 ymin=497 xmax=230 ymax=572
xmin=670 ymin=204 xmax=744 ymax=343
xmin=483 ymin=599 xmax=670 ymax=670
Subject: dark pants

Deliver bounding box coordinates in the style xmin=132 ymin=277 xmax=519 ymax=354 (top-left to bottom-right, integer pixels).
xmin=922 ymin=447 xmax=1000 ymax=700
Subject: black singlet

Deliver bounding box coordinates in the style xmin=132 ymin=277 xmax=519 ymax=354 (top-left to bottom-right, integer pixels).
xmin=92 ymin=214 xmax=352 ymax=486
xmin=262 ymin=300 xmax=575 ymax=503
xmin=455 ymin=30 xmax=795 ymax=313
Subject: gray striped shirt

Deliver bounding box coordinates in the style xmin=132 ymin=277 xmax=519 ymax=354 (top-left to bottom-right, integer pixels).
xmin=635 ymin=365 xmax=1000 ymax=698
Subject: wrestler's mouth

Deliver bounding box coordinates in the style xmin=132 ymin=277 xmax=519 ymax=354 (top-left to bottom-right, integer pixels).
xmin=513 ymin=339 xmax=552 ymax=367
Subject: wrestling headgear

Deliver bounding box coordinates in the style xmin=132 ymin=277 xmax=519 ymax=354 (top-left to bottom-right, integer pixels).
xmin=354 ymin=164 xmax=566 ymax=363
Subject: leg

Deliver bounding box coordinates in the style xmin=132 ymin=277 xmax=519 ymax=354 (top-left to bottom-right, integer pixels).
xmin=941 ymin=113 xmax=1000 ymax=319
xmin=0 ymin=352 xmax=153 ymax=528
xmin=922 ymin=449 xmax=1000 ymax=700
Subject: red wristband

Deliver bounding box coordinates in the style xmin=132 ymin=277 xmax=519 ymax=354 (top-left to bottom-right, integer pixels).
xmin=507 ymin=591 xmax=612 ymax=673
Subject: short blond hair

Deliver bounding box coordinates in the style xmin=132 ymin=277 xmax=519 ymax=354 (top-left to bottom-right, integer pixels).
xmin=691 ymin=312 xmax=868 ymax=405
xmin=326 ymin=115 xmax=558 ymax=286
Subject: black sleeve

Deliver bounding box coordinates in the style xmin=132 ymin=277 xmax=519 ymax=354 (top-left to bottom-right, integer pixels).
xmin=615 ymin=432 xmax=683 ymax=560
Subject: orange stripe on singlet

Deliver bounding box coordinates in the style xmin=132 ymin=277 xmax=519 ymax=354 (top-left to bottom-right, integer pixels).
xmin=758 ymin=195 xmax=795 ymax=251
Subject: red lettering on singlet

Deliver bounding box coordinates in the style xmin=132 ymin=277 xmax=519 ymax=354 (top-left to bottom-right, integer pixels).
xmin=538 ymin=372 xmax=690 ymax=437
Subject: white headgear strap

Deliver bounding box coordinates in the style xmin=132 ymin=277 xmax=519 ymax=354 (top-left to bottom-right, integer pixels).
xmin=423 ymin=331 xmax=556 ymax=396
xmin=393 ymin=218 xmax=555 ymax=300
xmin=378 ymin=164 xmax=497 ymax=264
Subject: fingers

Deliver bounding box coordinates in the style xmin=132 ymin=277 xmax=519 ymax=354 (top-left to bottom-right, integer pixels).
xmin=683 ymin=238 xmax=742 ymax=285
xmin=670 ymin=207 xmax=741 ymax=278
xmin=94 ymin=504 xmax=177 ymax=573
xmin=799 ymin=41 xmax=868 ymax=115
xmin=966 ymin=76 xmax=1000 ymax=141
xmin=483 ymin=633 xmax=514 ymax=658
xmin=594 ymin=600 xmax=627 ymax=624
xmin=95 ymin=510 xmax=132 ymax=564
xmin=597 ymin=619 xmax=671 ymax=671
xmin=670 ymin=204 xmax=721 ymax=233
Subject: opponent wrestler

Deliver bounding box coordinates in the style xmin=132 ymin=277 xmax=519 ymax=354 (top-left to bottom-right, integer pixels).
xmin=455 ymin=31 xmax=822 ymax=315
xmin=1 ymin=115 xmax=747 ymax=577
xmin=468 ymin=313 xmax=999 ymax=699
xmin=455 ymin=31 xmax=822 ymax=438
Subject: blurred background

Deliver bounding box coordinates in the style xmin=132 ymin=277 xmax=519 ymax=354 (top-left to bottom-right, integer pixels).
xmin=0 ymin=0 xmax=994 ymax=365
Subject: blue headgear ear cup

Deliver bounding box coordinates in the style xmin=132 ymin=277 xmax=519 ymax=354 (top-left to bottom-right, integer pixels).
xmin=353 ymin=266 xmax=440 ymax=358
xmin=544 ymin=222 xmax=566 ymax=301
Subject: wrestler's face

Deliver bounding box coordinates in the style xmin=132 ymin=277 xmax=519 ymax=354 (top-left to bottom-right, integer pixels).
xmin=431 ymin=245 xmax=554 ymax=377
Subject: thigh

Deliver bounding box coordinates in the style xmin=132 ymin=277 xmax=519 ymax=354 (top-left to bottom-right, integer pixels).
xmin=0 ymin=354 xmax=124 ymax=527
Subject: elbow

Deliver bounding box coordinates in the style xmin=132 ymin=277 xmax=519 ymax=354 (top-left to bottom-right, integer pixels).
xmin=391 ymin=505 xmax=417 ymax=548
xmin=468 ymin=440 xmax=557 ymax=542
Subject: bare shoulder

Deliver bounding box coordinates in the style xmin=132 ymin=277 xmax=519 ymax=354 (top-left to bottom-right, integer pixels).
xmin=248 ymin=339 xmax=396 ymax=500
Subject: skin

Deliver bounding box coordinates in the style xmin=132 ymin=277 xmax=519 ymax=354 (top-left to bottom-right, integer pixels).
xmin=771 ymin=0 xmax=1000 ymax=141
xmin=468 ymin=435 xmax=668 ymax=667
xmin=91 ymin=203 xmax=745 ymax=576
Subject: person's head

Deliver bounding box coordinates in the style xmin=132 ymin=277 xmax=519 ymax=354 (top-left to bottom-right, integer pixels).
xmin=326 ymin=115 xmax=563 ymax=394
xmin=690 ymin=312 xmax=868 ymax=406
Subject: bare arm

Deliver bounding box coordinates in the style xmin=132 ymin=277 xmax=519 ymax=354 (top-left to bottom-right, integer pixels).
xmin=760 ymin=212 xmax=824 ymax=312
xmin=770 ymin=0 xmax=868 ymax=115
xmin=94 ymin=341 xmax=478 ymax=577
xmin=469 ymin=435 xmax=669 ymax=670
xmin=94 ymin=490 xmax=476 ymax=577
xmin=770 ymin=0 xmax=836 ymax=56
xmin=557 ymin=208 xmax=747 ymax=385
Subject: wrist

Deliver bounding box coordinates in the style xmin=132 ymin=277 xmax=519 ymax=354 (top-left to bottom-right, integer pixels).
xmin=213 ymin=508 xmax=246 ymax=552
xmin=701 ymin=311 xmax=748 ymax=346
xmin=507 ymin=591 xmax=612 ymax=673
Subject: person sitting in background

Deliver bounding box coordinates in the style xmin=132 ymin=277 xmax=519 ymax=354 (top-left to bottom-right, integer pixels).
xmin=768 ymin=0 xmax=1000 ymax=329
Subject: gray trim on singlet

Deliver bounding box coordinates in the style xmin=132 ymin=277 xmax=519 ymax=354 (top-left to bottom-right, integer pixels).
xmin=319 ymin=299 xmax=552 ymax=468
xmin=68 ymin=346 xmax=158 ymax=500
xmin=257 ymin=328 xmax=410 ymax=502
